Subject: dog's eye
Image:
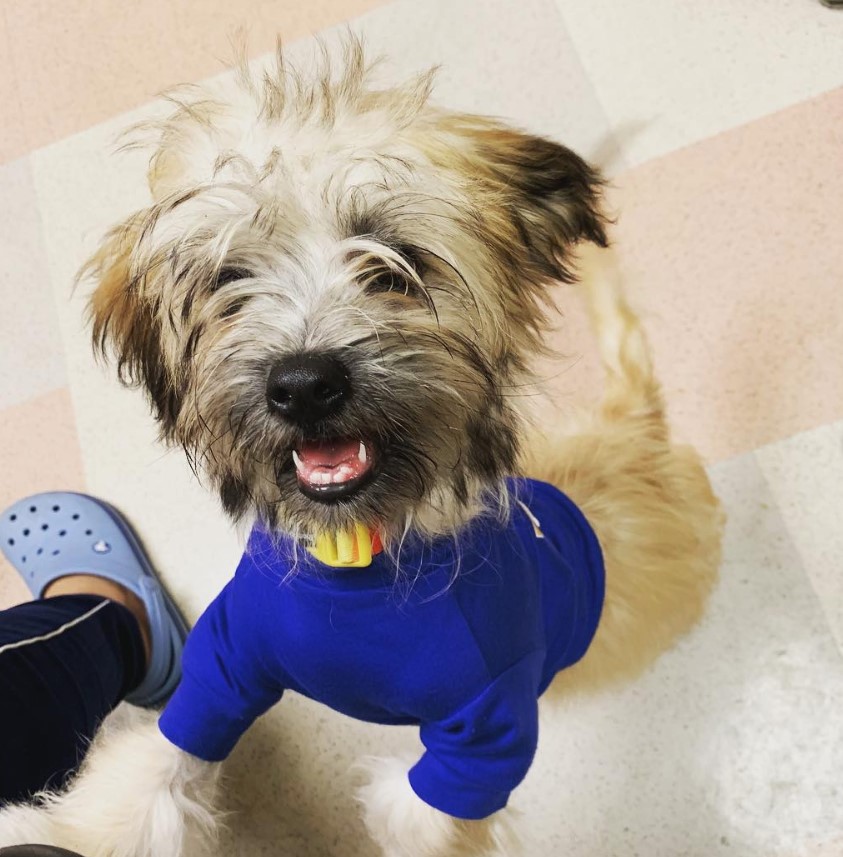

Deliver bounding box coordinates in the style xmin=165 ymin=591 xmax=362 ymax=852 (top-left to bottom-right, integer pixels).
xmin=365 ymin=269 xmax=423 ymax=299
xmin=214 ymin=266 xmax=253 ymax=290
xmin=397 ymin=246 xmax=425 ymax=278
xmin=364 ymin=247 xmax=426 ymax=299
xmin=220 ymin=296 xmax=250 ymax=319
xmin=395 ymin=244 xmax=422 ymax=276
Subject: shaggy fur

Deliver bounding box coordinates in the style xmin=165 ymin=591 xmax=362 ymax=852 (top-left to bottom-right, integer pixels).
xmin=86 ymin=37 xmax=605 ymax=549
xmin=0 ymin=38 xmax=722 ymax=857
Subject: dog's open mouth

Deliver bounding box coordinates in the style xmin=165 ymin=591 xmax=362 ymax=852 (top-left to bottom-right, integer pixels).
xmin=292 ymin=438 xmax=376 ymax=502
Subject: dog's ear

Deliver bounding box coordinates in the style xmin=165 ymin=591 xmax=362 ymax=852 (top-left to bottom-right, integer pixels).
xmin=86 ymin=217 xmax=180 ymax=434
xmin=437 ymin=120 xmax=608 ymax=282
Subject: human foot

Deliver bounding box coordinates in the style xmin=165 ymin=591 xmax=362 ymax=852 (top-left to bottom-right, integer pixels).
xmin=44 ymin=573 xmax=152 ymax=665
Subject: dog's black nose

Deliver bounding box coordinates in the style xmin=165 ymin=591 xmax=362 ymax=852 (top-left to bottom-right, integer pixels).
xmin=266 ymin=354 xmax=352 ymax=423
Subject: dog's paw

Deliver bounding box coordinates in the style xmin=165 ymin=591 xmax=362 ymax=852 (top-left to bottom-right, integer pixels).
xmin=355 ymin=755 xmax=518 ymax=857
xmin=356 ymin=755 xmax=459 ymax=857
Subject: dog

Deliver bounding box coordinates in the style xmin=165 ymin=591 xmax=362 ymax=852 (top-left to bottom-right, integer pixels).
xmin=0 ymin=38 xmax=722 ymax=857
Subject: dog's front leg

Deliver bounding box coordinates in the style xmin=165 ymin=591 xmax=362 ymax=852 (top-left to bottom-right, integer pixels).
xmin=357 ymin=755 xmax=519 ymax=857
xmin=0 ymin=710 xmax=221 ymax=857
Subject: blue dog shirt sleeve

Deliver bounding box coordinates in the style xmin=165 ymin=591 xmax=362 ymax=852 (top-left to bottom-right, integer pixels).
xmin=159 ymin=577 xmax=285 ymax=761
xmin=408 ymin=650 xmax=543 ymax=820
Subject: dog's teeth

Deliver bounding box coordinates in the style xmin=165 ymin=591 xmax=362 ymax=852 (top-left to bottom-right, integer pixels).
xmin=334 ymin=465 xmax=353 ymax=484
xmin=358 ymin=442 xmax=367 ymax=464
xmin=313 ymin=471 xmax=331 ymax=485
xmin=292 ymin=449 xmax=303 ymax=472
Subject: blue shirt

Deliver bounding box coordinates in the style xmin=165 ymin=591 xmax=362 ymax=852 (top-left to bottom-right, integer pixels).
xmin=159 ymin=477 xmax=605 ymax=819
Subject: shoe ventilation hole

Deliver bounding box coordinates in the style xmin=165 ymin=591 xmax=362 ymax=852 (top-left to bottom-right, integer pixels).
xmin=52 ymin=549 xmax=60 ymax=556
xmin=29 ymin=506 xmax=36 ymax=513
xmin=6 ymin=538 xmax=13 ymax=546
xmin=41 ymin=523 xmax=48 ymax=531
xmin=22 ymin=529 xmax=30 ymax=537
xmin=52 ymin=505 xmax=60 ymax=512
xmin=59 ymin=530 xmax=66 ymax=537
xmin=36 ymin=548 xmax=43 ymax=555
xmin=72 ymin=513 xmax=80 ymax=520
xmin=9 ymin=514 xmax=16 ymax=521
xmin=22 ymin=556 xmax=26 ymax=563
xmin=85 ymin=529 xmax=93 ymax=536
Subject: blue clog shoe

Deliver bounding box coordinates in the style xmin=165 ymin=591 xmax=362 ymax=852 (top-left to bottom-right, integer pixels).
xmin=0 ymin=492 xmax=188 ymax=707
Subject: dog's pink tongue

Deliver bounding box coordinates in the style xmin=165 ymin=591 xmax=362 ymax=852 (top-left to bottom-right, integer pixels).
xmin=294 ymin=438 xmax=370 ymax=486
xmin=299 ymin=439 xmax=360 ymax=466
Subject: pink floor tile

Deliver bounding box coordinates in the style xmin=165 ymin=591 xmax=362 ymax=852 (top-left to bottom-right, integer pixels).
xmin=542 ymin=86 xmax=843 ymax=462
xmin=0 ymin=388 xmax=86 ymax=610
xmin=0 ymin=14 xmax=27 ymax=160
xmin=0 ymin=0 xmax=390 ymax=164
xmin=0 ymin=157 xmax=67 ymax=410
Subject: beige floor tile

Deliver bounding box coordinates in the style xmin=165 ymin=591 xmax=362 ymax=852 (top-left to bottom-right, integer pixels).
xmin=555 ymin=0 xmax=843 ymax=166
xmin=756 ymin=421 xmax=843 ymax=654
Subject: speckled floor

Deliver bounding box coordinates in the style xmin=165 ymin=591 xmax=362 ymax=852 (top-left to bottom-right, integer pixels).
xmin=1 ymin=1 xmax=842 ymax=854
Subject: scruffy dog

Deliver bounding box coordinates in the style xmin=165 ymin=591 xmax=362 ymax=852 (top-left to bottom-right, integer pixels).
xmin=0 ymin=40 xmax=722 ymax=857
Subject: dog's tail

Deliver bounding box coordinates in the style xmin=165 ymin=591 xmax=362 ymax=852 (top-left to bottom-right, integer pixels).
xmin=578 ymin=246 xmax=665 ymax=426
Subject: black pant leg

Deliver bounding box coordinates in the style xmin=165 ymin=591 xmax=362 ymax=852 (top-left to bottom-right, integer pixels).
xmin=0 ymin=594 xmax=145 ymax=804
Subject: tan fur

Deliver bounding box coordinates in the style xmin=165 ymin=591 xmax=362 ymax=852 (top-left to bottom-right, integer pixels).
xmin=87 ymin=217 xmax=144 ymax=360
xmin=525 ymin=245 xmax=723 ymax=696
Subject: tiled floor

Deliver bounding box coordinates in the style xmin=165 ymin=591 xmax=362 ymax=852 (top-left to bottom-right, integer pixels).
xmin=1 ymin=1 xmax=842 ymax=854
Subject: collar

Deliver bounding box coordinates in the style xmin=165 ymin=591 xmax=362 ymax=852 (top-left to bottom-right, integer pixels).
xmin=305 ymin=523 xmax=383 ymax=568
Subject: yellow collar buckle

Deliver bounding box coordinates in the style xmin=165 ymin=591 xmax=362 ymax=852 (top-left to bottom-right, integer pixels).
xmin=307 ymin=522 xmax=383 ymax=568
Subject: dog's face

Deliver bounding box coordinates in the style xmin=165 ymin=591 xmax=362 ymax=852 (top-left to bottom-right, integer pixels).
xmin=88 ymin=41 xmax=605 ymax=544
